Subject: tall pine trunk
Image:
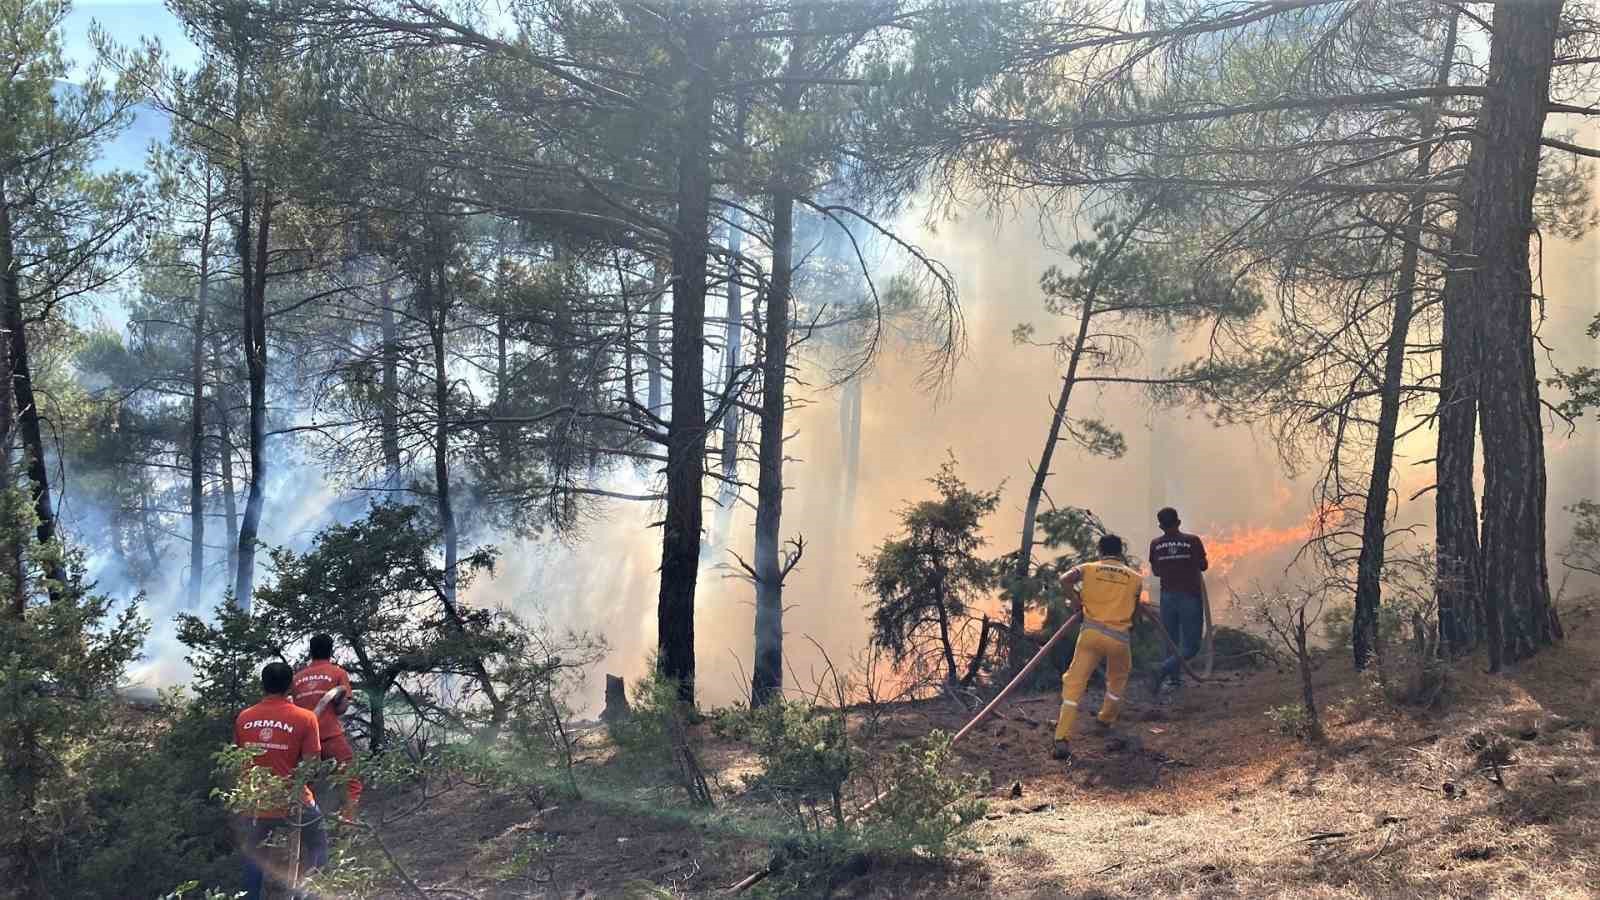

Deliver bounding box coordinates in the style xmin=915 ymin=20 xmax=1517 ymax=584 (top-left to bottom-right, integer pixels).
xmin=657 ymin=12 xmax=716 ymax=703
xmin=647 ymin=260 xmax=664 ymax=417
xmin=1 ymin=185 xmax=66 ymax=599
xmin=1473 ymin=0 xmax=1563 ymax=668
xmin=749 ymin=23 xmax=809 ymax=708
xmin=713 ymin=210 xmax=743 ymax=547
xmin=426 ymin=255 xmax=506 ymax=729
xmin=188 ymin=215 xmax=211 ymax=610
xmin=495 ymin=309 xmax=513 ymax=466
xmin=380 ymin=279 xmax=401 ymax=478
xmin=1436 ymin=149 xmax=1483 ymax=654
xmin=214 ymin=340 xmax=240 ymax=587
xmin=233 ymin=174 xmax=271 ymax=611
xmin=0 ymin=201 xmax=15 ymax=618
xmin=424 ymin=263 xmax=461 ymax=613
xmin=1010 ymin=366 xmax=1084 ymax=668
xmin=750 ymin=190 xmax=793 ymax=707
xmin=1352 ymin=17 xmax=1456 ymax=668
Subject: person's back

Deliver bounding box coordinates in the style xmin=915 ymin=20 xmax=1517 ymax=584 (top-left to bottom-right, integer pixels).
xmin=292 ymin=657 xmax=352 ymax=740
xmin=1149 ymin=529 xmax=1207 ymax=596
xmin=1149 ymin=507 xmax=1208 ymax=693
xmin=234 ymin=681 xmax=321 ymax=819
xmin=1051 ymin=535 xmax=1150 ymax=764
xmin=234 ymin=662 xmax=326 ymax=900
xmin=1076 ymin=558 xmax=1143 ymax=633
xmin=292 ymin=633 xmax=363 ymax=821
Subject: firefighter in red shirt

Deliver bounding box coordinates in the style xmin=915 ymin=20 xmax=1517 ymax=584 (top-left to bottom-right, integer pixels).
xmin=292 ymin=633 xmax=364 ymax=820
xmin=234 ymin=661 xmax=328 ymax=900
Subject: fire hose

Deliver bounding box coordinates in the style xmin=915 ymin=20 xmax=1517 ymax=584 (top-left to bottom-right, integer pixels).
xmin=725 ymin=606 xmax=1211 ymax=893
xmin=314 ymin=685 xmax=346 ymax=716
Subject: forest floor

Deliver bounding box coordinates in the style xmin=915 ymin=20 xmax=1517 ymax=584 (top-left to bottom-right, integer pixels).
xmin=363 ymin=604 xmax=1600 ymax=899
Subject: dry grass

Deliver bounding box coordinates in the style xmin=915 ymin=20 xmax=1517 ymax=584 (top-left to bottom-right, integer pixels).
xmin=365 ymin=612 xmax=1600 ymax=898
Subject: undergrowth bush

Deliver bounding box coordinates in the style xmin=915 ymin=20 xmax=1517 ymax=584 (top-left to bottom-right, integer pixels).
xmin=723 ymin=694 xmax=985 ymax=897
xmin=1211 ymin=625 xmax=1274 ymax=669
xmin=608 ymin=669 xmax=714 ymax=807
xmin=1266 ymin=703 xmax=1314 ymax=738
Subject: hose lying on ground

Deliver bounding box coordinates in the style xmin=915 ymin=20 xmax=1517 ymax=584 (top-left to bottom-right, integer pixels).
xmin=726 ymin=608 xmax=1213 ymax=893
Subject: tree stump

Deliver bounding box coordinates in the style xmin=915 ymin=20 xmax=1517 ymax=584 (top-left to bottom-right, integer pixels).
xmin=602 ymin=673 xmax=631 ymax=724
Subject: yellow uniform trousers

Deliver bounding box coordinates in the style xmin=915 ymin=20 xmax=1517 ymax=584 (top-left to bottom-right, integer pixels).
xmin=1054 ymin=624 xmax=1131 ymax=742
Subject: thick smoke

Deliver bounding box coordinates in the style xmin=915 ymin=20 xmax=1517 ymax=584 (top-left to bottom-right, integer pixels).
xmin=83 ymin=98 xmax=1599 ymax=715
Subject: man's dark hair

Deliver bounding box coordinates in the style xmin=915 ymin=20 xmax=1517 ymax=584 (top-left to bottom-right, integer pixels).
xmin=262 ymin=662 xmax=294 ymax=695
xmin=309 ymin=633 xmax=334 ymax=661
xmin=1157 ymin=507 xmax=1180 ymax=530
xmin=1098 ymin=534 xmax=1125 ymax=557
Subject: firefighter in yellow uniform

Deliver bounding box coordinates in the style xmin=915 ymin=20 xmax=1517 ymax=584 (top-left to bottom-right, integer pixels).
xmin=1052 ymin=534 xmax=1152 ymax=763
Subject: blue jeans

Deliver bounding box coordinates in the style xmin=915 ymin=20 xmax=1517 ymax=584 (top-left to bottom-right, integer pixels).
xmin=241 ymin=804 xmax=326 ymax=900
xmin=1159 ymin=590 xmax=1204 ymax=685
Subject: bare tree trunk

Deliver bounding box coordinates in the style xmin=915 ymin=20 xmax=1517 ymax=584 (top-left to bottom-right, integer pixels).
xmin=1 ymin=196 xmax=66 ymax=600
xmin=495 ymin=308 xmax=513 ymax=466
xmin=1295 ymin=608 xmax=1323 ymax=742
xmin=748 ymin=24 xmax=810 ymax=707
xmin=713 ymin=209 xmax=743 ymax=547
xmin=425 ymin=255 xmax=507 ymax=729
xmin=215 ymin=341 xmax=240 ymax=587
xmin=750 ymin=190 xmax=793 ymax=707
xmin=1473 ymin=0 xmax=1563 ymax=670
xmin=1436 ymin=156 xmax=1483 ymax=656
xmin=837 ymin=375 xmax=861 ymax=531
xmin=233 ymin=177 xmax=271 ymax=612
xmin=1010 ymin=368 xmax=1082 ymax=669
xmin=658 ymin=12 xmax=716 ymax=703
xmin=380 ymin=279 xmax=401 ymax=478
xmin=647 ymin=260 xmax=665 ymax=418
xmin=427 ymin=267 xmax=459 ymax=608
xmin=1433 ymin=113 xmax=1478 ymax=659
xmin=0 ymin=225 xmax=15 ymax=618
xmin=1006 ymin=206 xmax=1150 ymax=670
xmin=935 ymin=582 xmax=960 ymax=687
xmin=139 ymin=485 xmax=162 ymax=573
xmin=1353 ymin=17 xmax=1456 ymax=669
xmin=188 ymin=212 xmax=212 ymax=610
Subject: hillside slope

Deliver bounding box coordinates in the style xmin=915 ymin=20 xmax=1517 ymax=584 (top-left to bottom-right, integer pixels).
xmin=364 ymin=611 xmax=1600 ymax=899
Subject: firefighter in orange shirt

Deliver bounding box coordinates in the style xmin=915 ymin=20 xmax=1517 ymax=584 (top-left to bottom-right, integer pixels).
xmin=234 ymin=661 xmax=327 ymax=900
xmin=292 ymin=634 xmax=363 ymax=821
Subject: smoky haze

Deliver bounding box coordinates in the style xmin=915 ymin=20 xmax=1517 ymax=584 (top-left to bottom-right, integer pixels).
xmin=112 ymin=167 xmax=1600 ymax=718
xmin=492 ymin=180 xmax=1598 ymax=714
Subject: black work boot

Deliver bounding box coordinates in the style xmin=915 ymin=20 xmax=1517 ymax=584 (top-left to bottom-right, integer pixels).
xmin=1148 ymin=668 xmax=1167 ymax=697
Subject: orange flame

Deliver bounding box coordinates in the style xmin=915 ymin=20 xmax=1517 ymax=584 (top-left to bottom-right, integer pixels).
xmin=1204 ymin=505 xmax=1339 ymax=577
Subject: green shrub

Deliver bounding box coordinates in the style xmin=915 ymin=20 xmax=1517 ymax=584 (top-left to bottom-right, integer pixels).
xmin=70 ymin=696 xmax=239 ymax=898
xmin=737 ymin=698 xmax=986 ymax=897
xmin=608 ymin=669 xmax=713 ymax=807
xmin=740 ymin=699 xmax=857 ymax=826
xmin=1266 ymin=703 xmax=1313 ymax=738
xmin=859 ymin=731 xmax=986 ymax=857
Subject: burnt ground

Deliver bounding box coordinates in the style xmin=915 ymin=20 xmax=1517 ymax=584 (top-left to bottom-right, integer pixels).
xmin=359 ymin=604 xmax=1600 ymax=899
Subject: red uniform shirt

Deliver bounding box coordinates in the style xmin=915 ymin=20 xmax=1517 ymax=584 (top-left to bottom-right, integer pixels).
xmin=233 ymin=695 xmax=320 ymax=817
xmin=292 ymin=660 xmax=353 ymax=741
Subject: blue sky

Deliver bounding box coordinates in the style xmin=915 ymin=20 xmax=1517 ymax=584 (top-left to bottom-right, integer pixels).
xmin=60 ymin=2 xmax=189 ymax=171
xmin=62 ymin=0 xmax=198 ymax=76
